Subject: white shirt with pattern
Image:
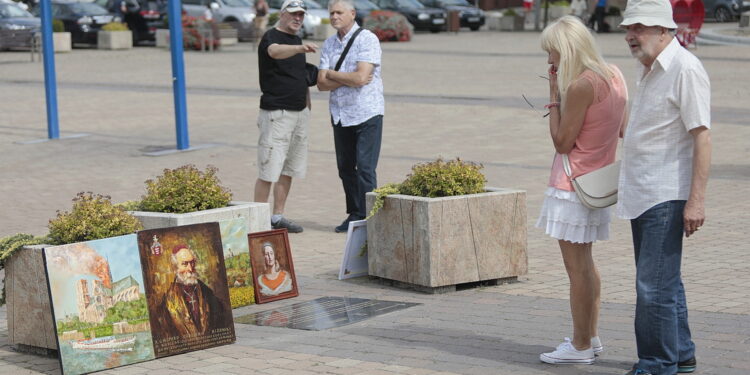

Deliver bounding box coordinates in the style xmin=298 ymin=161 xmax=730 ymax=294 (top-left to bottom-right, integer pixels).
xmin=319 ymin=24 xmax=384 ymax=127
xmin=616 ymin=38 xmax=711 ymax=220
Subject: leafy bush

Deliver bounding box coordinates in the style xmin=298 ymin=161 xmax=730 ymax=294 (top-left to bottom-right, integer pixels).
xmin=606 ymin=6 xmax=621 ymax=16
xmin=363 ymin=10 xmax=411 ymax=42
xmin=268 ymin=12 xmax=280 ymax=27
xmin=368 ymin=158 xmax=486 ymax=218
xmin=101 ymin=22 xmax=129 ymax=31
xmin=52 ymin=19 xmax=65 ymax=33
xmin=48 ymin=192 xmax=143 ymax=245
xmin=503 ymin=8 xmax=519 ymax=16
xmin=139 ymin=165 xmax=232 ymax=214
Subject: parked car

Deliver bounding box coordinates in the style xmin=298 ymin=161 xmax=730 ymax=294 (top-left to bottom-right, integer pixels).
xmin=418 ymin=0 xmax=482 ymax=30
xmin=267 ymin=0 xmax=328 ymax=38
xmin=94 ymin=0 xmax=167 ymax=43
xmin=33 ymin=0 xmax=114 ymax=45
xmin=370 ymin=0 xmax=446 ymax=32
xmin=703 ymin=0 xmax=746 ymax=21
xmin=0 ymin=0 xmax=40 ymax=31
xmin=182 ymin=0 xmax=255 ymax=25
xmin=316 ymin=0 xmax=380 ymax=25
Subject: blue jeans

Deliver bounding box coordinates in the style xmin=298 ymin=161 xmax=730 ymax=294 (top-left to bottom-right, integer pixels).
xmin=332 ymin=115 xmax=383 ymax=219
xmin=631 ymin=200 xmax=695 ymax=375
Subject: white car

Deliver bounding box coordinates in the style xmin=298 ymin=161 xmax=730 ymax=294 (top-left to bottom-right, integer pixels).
xmin=268 ymin=0 xmax=329 ymax=38
xmin=182 ymin=0 xmax=255 ymax=25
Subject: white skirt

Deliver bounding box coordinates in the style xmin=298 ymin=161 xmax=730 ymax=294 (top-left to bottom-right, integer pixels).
xmin=535 ymin=187 xmax=611 ymax=244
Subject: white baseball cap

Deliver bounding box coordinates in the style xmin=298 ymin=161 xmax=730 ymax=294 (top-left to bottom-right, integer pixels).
xmin=620 ymin=0 xmax=678 ymax=29
xmin=281 ymin=0 xmax=307 ymax=13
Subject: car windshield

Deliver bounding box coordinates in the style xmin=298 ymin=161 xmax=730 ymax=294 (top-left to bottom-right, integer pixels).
xmin=438 ymin=0 xmax=470 ymax=5
xmin=67 ymin=2 xmax=110 ymax=15
xmin=0 ymin=3 xmax=34 ymax=18
xmin=354 ymin=0 xmax=379 ymax=9
xmin=394 ymin=0 xmax=424 ymax=8
xmin=304 ymin=0 xmax=323 ymax=9
xmin=224 ymin=0 xmax=251 ymax=7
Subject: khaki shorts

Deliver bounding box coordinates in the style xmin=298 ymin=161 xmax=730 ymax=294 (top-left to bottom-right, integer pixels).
xmin=257 ymin=108 xmax=309 ymax=182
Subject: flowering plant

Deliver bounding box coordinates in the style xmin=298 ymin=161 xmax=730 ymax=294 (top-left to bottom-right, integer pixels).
xmin=182 ymin=15 xmax=220 ymax=50
xmin=363 ymin=10 xmax=411 ymax=42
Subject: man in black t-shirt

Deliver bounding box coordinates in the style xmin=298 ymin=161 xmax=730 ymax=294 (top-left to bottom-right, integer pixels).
xmin=254 ymin=0 xmax=318 ymax=233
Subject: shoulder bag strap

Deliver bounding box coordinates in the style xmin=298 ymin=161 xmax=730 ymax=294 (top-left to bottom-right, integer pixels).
xmin=562 ymin=153 xmax=573 ymax=178
xmin=334 ymin=27 xmax=364 ymax=72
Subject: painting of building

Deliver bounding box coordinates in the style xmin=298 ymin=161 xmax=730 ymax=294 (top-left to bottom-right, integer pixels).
xmin=44 ymin=234 xmax=156 ymax=375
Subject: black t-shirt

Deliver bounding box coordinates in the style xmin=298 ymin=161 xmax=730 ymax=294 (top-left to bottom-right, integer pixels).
xmin=258 ymin=28 xmax=308 ymax=111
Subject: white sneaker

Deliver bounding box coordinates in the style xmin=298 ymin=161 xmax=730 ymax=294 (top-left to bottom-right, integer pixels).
xmin=591 ymin=336 xmax=604 ymax=355
xmin=540 ymin=339 xmax=595 ymax=364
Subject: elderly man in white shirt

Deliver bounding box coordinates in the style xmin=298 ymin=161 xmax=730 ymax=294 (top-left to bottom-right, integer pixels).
xmin=618 ymin=0 xmax=712 ymax=374
xmin=317 ymin=0 xmax=384 ymax=233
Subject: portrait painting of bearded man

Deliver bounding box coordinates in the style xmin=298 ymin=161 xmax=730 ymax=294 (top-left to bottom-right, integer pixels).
xmin=138 ymin=223 xmax=235 ymax=357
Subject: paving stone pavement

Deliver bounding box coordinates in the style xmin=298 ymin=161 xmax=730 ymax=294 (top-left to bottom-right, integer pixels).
xmin=0 ymin=28 xmax=748 ymax=375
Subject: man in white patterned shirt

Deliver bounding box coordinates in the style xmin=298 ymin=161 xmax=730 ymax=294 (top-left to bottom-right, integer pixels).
xmin=317 ymin=0 xmax=384 ymax=233
xmin=617 ymin=0 xmax=712 ymax=374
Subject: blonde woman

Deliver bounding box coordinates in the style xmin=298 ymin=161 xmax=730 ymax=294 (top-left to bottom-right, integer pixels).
xmin=536 ymin=16 xmax=628 ymax=365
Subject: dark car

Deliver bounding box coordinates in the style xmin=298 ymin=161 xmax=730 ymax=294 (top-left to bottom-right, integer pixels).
xmin=371 ymin=0 xmax=445 ymax=32
xmin=0 ymin=1 xmax=40 ymax=31
xmin=703 ymin=0 xmax=746 ymax=21
xmin=418 ymin=0 xmax=482 ymax=30
xmin=94 ymin=0 xmax=167 ymax=43
xmin=33 ymin=0 xmax=114 ymax=45
xmin=316 ymin=0 xmax=380 ymax=25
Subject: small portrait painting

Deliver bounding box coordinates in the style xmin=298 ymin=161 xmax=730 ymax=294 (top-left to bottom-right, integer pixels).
xmin=137 ymin=222 xmax=235 ymax=358
xmin=248 ymin=229 xmax=299 ymax=304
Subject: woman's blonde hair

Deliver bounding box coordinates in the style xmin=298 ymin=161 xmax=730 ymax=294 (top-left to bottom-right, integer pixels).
xmin=540 ymin=16 xmax=612 ymax=103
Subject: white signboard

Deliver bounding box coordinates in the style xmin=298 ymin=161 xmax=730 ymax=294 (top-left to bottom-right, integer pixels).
xmin=338 ymin=220 xmax=368 ymax=280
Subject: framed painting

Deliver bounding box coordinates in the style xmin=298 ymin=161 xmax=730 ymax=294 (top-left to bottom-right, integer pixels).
xmin=43 ymin=234 xmax=156 ymax=375
xmin=338 ymin=219 xmax=368 ymax=280
xmin=137 ymin=222 xmax=235 ymax=358
xmin=219 ymin=218 xmax=254 ymax=308
xmin=247 ymin=229 xmax=299 ymax=304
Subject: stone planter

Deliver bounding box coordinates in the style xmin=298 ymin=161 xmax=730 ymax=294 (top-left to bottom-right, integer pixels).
xmin=604 ymin=15 xmax=624 ymax=31
xmin=97 ymin=30 xmax=133 ymax=50
xmin=6 ymin=245 xmax=57 ymax=350
xmin=156 ymin=28 xmax=170 ymax=48
xmin=499 ymin=14 xmax=525 ymax=31
xmin=366 ymin=187 xmax=527 ymax=292
xmin=485 ymin=11 xmax=504 ymax=30
xmin=547 ymin=5 xmax=571 ymax=20
xmin=129 ymin=201 xmax=271 ymax=234
xmin=313 ymin=23 xmax=336 ymax=41
xmin=51 ymin=31 xmax=71 ymax=53
xmin=218 ymin=26 xmax=238 ymax=46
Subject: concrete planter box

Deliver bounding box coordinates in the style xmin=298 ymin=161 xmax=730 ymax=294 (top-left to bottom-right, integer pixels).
xmin=604 ymin=15 xmax=624 ymax=32
xmin=547 ymin=5 xmax=571 ymax=20
xmin=313 ymin=24 xmax=336 ymax=41
xmin=366 ymin=187 xmax=527 ymax=291
xmin=6 ymin=245 xmax=57 ymax=350
xmin=486 ymin=12 xmax=503 ymax=30
xmin=156 ymin=28 xmax=170 ymax=48
xmin=129 ymin=201 xmax=271 ymax=234
xmin=97 ymin=30 xmax=133 ymax=50
xmin=51 ymin=32 xmax=71 ymax=53
xmin=499 ymin=14 xmax=525 ymax=31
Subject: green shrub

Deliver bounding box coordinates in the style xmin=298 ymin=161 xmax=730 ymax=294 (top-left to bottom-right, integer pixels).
xmin=400 ymin=158 xmax=486 ymax=198
xmin=102 ymin=22 xmax=129 ymax=31
xmin=52 ymin=19 xmax=65 ymax=33
xmin=139 ymin=165 xmax=232 ymax=214
xmin=503 ymin=8 xmax=518 ymax=16
xmin=268 ymin=12 xmax=279 ymax=27
xmin=48 ymin=192 xmax=143 ymax=245
xmin=368 ymin=158 xmax=486 ymax=218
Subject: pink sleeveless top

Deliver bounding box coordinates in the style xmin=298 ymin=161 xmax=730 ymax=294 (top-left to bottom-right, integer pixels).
xmin=548 ymin=65 xmax=628 ymax=191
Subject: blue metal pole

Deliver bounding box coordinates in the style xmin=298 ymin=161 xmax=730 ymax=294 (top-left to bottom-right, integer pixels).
xmin=39 ymin=0 xmax=59 ymax=139
xmin=167 ymin=0 xmax=189 ymax=150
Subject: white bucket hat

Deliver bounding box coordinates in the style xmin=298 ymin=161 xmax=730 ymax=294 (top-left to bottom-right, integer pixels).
xmin=620 ymin=0 xmax=678 ymax=29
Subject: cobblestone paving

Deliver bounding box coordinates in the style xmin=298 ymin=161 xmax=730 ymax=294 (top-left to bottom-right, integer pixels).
xmin=0 ymin=29 xmax=748 ymax=374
